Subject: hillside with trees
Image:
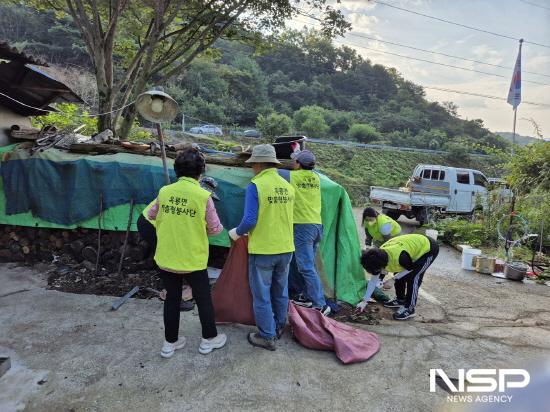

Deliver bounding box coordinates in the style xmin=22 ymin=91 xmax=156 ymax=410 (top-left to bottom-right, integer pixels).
xmin=0 ymin=3 xmax=509 ymax=155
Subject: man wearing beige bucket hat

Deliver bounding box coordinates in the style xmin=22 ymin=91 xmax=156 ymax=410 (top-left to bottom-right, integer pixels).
xmin=229 ymin=144 xmax=295 ymax=351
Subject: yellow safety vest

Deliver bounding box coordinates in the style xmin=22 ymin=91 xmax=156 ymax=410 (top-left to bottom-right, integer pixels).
xmin=248 ymin=168 xmax=295 ymax=255
xmin=381 ymin=234 xmax=431 ymax=273
xmin=154 ymin=177 xmax=210 ymax=272
xmin=142 ymin=199 xmax=157 ymax=227
xmin=290 ymin=169 xmax=322 ymax=224
xmin=365 ymin=214 xmax=401 ymax=242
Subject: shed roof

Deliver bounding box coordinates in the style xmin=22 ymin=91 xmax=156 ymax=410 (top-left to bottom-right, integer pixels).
xmin=0 ymin=42 xmax=48 ymax=66
xmin=0 ymin=44 xmax=82 ymax=116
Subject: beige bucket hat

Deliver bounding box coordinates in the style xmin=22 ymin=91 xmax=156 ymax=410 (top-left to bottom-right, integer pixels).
xmin=245 ymin=144 xmax=281 ymax=164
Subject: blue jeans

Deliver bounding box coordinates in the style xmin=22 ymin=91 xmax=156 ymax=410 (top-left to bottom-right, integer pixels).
xmin=248 ymin=252 xmax=293 ymax=339
xmin=289 ymin=224 xmax=326 ymax=308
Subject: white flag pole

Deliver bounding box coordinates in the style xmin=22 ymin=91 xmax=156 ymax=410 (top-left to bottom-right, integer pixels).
xmin=512 ymin=106 xmax=517 ymax=156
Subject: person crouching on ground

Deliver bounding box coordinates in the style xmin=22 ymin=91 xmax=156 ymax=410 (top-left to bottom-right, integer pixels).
xmin=277 ymin=150 xmax=331 ymax=316
xmin=148 ymin=146 xmax=226 ymax=357
xmin=356 ymin=233 xmax=439 ymax=320
xmin=229 ymin=144 xmax=295 ymax=351
xmin=362 ymin=207 xmax=401 ymax=248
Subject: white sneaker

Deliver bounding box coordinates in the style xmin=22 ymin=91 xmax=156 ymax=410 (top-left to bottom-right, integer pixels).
xmin=198 ymin=333 xmax=227 ymax=355
xmin=160 ymin=338 xmax=186 ymax=358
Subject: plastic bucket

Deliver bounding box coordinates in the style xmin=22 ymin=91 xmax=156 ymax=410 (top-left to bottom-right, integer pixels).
xmin=461 ymin=248 xmax=482 ymax=270
xmin=474 ymin=255 xmax=496 ymax=274
xmin=425 ymin=229 xmax=438 ymax=240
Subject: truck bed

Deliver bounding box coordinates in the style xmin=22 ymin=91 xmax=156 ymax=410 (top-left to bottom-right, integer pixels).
xmin=370 ymin=186 xmax=450 ymax=209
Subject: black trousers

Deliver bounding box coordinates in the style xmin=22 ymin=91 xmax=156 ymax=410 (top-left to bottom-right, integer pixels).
xmin=395 ymin=238 xmax=439 ymax=311
xmin=160 ymin=269 xmax=217 ymax=342
xmin=137 ymin=214 xmax=157 ymax=258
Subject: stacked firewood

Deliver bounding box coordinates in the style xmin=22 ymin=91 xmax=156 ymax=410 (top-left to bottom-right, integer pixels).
xmin=0 ymin=225 xmax=150 ymax=271
xmin=0 ymin=225 xmax=229 ymax=272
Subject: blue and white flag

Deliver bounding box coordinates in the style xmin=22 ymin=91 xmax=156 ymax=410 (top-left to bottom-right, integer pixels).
xmin=507 ymin=47 xmax=522 ymax=109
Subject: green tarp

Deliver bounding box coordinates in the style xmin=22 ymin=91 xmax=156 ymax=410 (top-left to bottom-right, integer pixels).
xmin=0 ymin=145 xmax=366 ymax=303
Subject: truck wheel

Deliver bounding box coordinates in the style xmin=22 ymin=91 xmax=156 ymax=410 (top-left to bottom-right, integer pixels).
xmin=416 ymin=207 xmax=434 ymax=226
xmin=383 ymin=209 xmax=401 ymax=220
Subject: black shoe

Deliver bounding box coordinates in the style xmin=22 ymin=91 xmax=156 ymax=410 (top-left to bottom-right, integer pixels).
xmin=276 ymin=325 xmax=286 ymax=340
xmin=315 ymin=305 xmax=332 ymax=317
xmin=384 ymin=299 xmax=404 ymax=308
xmin=247 ymin=332 xmax=276 ymax=351
xmin=393 ymin=308 xmax=416 ymax=320
xmin=292 ymin=293 xmax=313 ymax=308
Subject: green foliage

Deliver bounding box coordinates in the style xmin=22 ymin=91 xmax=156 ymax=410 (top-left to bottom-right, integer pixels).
xmin=5 ymin=2 xmax=505 ymax=150
xmin=293 ymin=106 xmax=330 ymax=137
xmin=31 ymin=103 xmax=97 ymax=135
xmin=348 ymin=123 xmax=381 ymax=143
xmin=507 ymin=142 xmax=550 ymax=193
xmin=445 ymin=142 xmax=471 ymax=164
xmin=432 ymin=218 xmax=496 ymax=248
xmin=256 ymin=112 xmax=292 ymax=137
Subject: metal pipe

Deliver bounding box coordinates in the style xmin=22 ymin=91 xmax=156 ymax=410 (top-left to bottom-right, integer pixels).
xmin=156 ymin=123 xmax=171 ymax=185
xmin=95 ymin=193 xmax=103 ymax=274
xmin=117 ymin=198 xmax=134 ymax=276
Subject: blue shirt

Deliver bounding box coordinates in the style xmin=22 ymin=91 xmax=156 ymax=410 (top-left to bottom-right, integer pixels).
xmin=236 ymin=183 xmax=259 ymax=236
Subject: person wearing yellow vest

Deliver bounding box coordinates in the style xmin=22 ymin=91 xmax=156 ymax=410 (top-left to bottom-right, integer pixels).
xmin=228 ymin=144 xmax=295 ymax=351
xmin=362 ymin=207 xmax=402 ymax=247
xmin=148 ymin=147 xmax=227 ymax=357
xmin=137 ymin=177 xmax=221 ymax=312
xmin=277 ymin=150 xmax=330 ymax=316
xmin=356 ymin=234 xmax=439 ymax=320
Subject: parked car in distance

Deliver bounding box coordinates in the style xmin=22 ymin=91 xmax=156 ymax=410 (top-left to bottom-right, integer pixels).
xmin=189 ymin=124 xmax=223 ymax=136
xmin=243 ymin=129 xmax=261 ymax=138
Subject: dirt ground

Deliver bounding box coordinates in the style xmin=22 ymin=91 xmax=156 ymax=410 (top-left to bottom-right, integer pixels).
xmin=2 ymin=214 xmax=550 ymax=411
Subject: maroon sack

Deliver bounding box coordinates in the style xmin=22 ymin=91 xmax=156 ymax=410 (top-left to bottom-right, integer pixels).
xmin=212 ymin=237 xmax=255 ymax=326
xmin=288 ymin=302 xmax=380 ymax=364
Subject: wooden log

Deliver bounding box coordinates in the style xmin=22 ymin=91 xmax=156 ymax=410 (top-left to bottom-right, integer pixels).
xmin=81 ymin=246 xmax=97 ymax=262
xmin=70 ymin=240 xmax=85 ymax=255
xmin=22 ymin=246 xmax=30 ymax=255
xmin=9 ymin=232 xmax=19 ymax=242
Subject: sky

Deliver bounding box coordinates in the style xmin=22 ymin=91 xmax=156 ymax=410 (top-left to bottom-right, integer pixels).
xmin=289 ymin=0 xmax=550 ymax=137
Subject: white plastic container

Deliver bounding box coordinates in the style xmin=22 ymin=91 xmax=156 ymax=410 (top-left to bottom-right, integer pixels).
xmin=462 ymin=248 xmax=482 ymax=270
xmin=425 ymin=229 xmax=438 ymax=240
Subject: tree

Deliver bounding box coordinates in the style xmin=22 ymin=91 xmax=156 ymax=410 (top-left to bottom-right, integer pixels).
xmin=445 ymin=142 xmax=471 ymax=165
xmin=19 ymin=0 xmax=349 ymax=138
xmin=348 ymin=123 xmax=381 ymax=143
xmin=256 ymin=112 xmax=292 ymax=137
xmin=293 ymin=105 xmax=329 ymax=137
xmin=507 ymin=142 xmax=550 ymax=193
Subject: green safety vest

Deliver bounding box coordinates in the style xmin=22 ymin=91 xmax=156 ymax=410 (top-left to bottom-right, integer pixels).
xmin=290 ymin=169 xmax=322 ymax=224
xmin=142 ymin=199 xmax=157 ymax=227
xmin=248 ymin=168 xmax=295 ymax=255
xmin=154 ymin=177 xmax=210 ymax=272
xmin=381 ymin=234 xmax=431 ymax=273
xmin=365 ymin=214 xmax=401 ymax=242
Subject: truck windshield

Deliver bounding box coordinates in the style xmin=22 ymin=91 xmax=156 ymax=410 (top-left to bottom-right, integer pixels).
xmin=474 ymin=173 xmax=488 ymax=188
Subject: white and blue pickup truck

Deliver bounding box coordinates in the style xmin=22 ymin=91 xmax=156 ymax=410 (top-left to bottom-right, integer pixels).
xmin=370 ymin=164 xmax=491 ymax=225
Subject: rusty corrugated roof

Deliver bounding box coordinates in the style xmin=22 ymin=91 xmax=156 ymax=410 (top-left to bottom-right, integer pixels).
xmin=0 ymin=42 xmax=48 ymax=66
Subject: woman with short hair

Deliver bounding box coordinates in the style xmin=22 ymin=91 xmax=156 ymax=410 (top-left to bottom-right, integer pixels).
xmin=148 ymin=146 xmax=226 ymax=357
